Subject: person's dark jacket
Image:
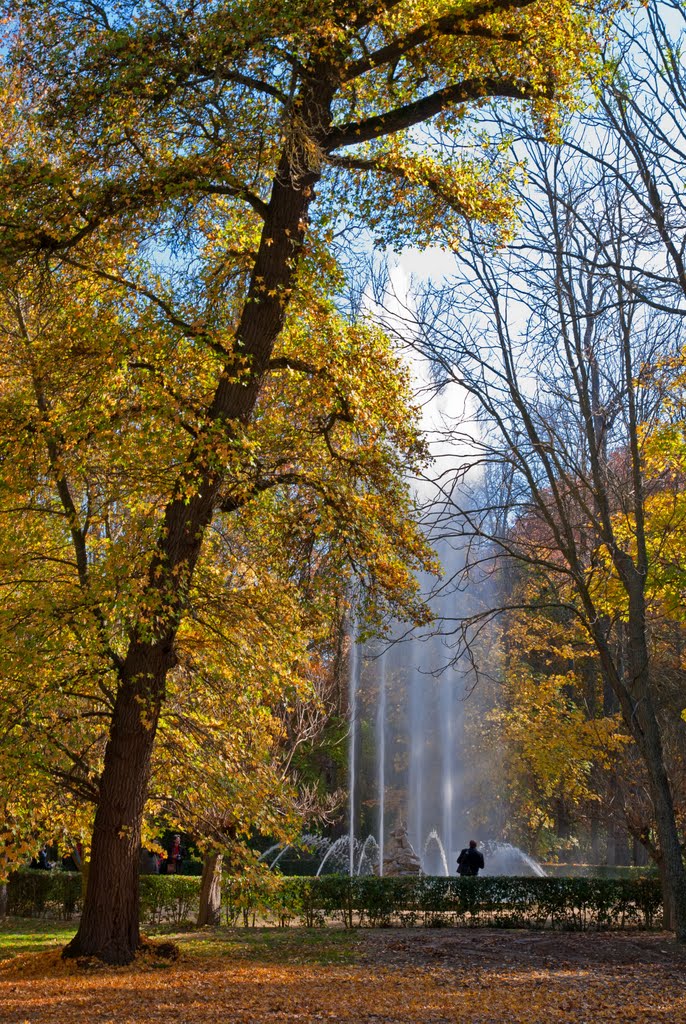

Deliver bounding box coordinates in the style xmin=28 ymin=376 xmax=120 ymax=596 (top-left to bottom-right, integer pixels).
xmin=457 ymin=847 xmax=485 ymax=876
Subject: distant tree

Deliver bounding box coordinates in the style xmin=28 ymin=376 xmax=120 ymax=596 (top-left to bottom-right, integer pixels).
xmin=464 ymin=581 xmax=629 ymax=861
xmin=404 ymin=38 xmax=686 ymax=930
xmin=580 ymin=1 xmax=686 ymax=316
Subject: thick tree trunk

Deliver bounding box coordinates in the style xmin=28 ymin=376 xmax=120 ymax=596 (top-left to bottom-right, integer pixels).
xmin=610 ymin=694 xmax=686 ymax=934
xmin=594 ymin=608 xmax=686 ymax=939
xmin=80 ymin=858 xmax=89 ymax=903
xmin=197 ymin=852 xmax=224 ymax=927
xmin=621 ymin=699 xmax=686 ymax=936
xmin=64 ymin=657 xmax=166 ymax=963
xmin=625 ymin=578 xmax=686 ymax=940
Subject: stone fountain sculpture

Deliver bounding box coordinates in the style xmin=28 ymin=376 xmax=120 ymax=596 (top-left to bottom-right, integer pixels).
xmin=381 ymin=823 xmax=421 ymax=876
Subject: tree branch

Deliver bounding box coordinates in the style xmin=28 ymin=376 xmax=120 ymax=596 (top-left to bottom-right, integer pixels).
xmin=326 ymin=76 xmax=550 ymax=150
xmin=61 ymin=257 xmax=231 ymax=359
xmin=193 ymin=182 xmax=269 ymax=219
xmin=267 ymin=356 xmax=325 ymax=375
xmin=343 ymin=0 xmax=531 ymax=82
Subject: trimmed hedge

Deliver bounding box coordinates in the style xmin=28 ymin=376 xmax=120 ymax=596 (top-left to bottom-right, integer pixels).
xmin=216 ymin=875 xmax=662 ymax=931
xmin=6 ymin=870 xmax=82 ymax=919
xmin=265 ymin=876 xmax=662 ymax=931
xmin=4 ymin=870 xmax=663 ymax=931
xmin=3 ymin=870 xmax=205 ymax=925
xmin=139 ymin=874 xmax=201 ymax=925
xmin=541 ymin=864 xmax=656 ymax=880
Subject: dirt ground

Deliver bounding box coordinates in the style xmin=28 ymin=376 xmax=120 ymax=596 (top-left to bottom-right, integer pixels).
xmin=1 ymin=927 xmax=685 ymax=1023
xmin=360 ymin=925 xmax=686 ymax=971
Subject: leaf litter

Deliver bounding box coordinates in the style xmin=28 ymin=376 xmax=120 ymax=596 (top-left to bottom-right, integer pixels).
xmin=0 ymin=928 xmax=685 ymax=1023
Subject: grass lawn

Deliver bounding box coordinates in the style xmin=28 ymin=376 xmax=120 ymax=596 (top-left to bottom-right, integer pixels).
xmin=170 ymin=924 xmax=361 ymax=964
xmin=0 ymin=918 xmax=359 ymax=965
xmin=0 ymin=917 xmax=77 ymax=960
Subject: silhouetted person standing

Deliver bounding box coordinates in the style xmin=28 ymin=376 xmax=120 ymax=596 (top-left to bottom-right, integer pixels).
xmin=457 ymin=839 xmax=484 ymax=877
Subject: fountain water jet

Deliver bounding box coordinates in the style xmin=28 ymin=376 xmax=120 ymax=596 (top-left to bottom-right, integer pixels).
xmin=407 ymin=659 xmax=425 ymax=859
xmin=348 ymin=622 xmax=358 ymax=877
xmin=356 ymin=835 xmax=380 ymax=876
xmin=259 ymin=835 xmax=333 ymax=870
xmin=256 ymin=831 xmax=544 ymax=878
xmin=422 ymin=829 xmax=450 ymax=877
xmin=316 ymin=835 xmax=351 ymax=877
xmin=268 ymin=844 xmax=293 ymax=871
xmin=376 ymin=652 xmax=387 ymax=875
xmin=481 ymin=841 xmax=547 ymax=877
xmin=257 ymin=843 xmax=284 ymax=864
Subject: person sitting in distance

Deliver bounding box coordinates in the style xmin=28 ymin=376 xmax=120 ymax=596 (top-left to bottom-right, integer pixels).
xmin=457 ymin=839 xmax=484 ymax=877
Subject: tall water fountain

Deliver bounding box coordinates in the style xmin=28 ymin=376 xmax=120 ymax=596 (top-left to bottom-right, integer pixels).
xmin=260 ymin=573 xmax=544 ymax=879
xmin=263 ymin=298 xmax=544 ymax=879
xmin=347 ymin=639 xmax=458 ymax=877
xmin=345 ymin=541 xmax=545 ymax=879
xmin=348 ymin=627 xmax=359 ymax=878
xmin=346 ymin=528 xmax=475 ymax=878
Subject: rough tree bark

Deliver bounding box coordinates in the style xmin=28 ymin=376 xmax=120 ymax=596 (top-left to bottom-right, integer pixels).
xmin=197 ymin=853 xmax=224 ymax=928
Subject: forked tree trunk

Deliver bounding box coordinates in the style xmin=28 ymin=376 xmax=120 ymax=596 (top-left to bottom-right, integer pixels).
xmin=621 ymin=699 xmax=686 ymax=937
xmin=594 ymin=611 xmax=686 ymax=940
xmin=197 ymin=852 xmax=224 ymax=927
xmin=625 ymin=581 xmax=686 ymax=940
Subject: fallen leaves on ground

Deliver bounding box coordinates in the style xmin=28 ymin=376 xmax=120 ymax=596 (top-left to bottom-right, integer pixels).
xmin=1 ymin=928 xmax=685 ymax=1023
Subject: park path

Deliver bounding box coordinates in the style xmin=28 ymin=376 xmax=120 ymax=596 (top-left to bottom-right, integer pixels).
xmin=1 ymin=928 xmax=685 ymax=1023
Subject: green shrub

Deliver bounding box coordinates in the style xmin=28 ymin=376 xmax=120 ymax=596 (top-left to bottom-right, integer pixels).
xmin=7 ymin=870 xmax=82 ymax=919
xmin=139 ymin=874 xmax=201 ymax=926
xmin=541 ymin=863 xmax=657 ymax=880
xmin=254 ymin=875 xmax=662 ymax=931
xmin=4 ymin=870 xmax=663 ymax=931
xmin=220 ymin=866 xmax=297 ymax=927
